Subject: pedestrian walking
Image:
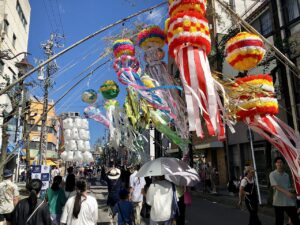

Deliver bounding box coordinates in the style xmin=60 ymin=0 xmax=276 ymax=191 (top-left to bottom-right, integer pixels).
xmin=65 ymin=167 xmax=76 ymax=199
xmin=60 ymin=179 xmax=98 ymax=225
xmin=129 ymin=165 xmax=146 ymax=225
xmin=46 ymin=176 xmax=67 ymax=225
xmin=176 ymin=186 xmax=186 ymax=225
xmin=238 ymin=166 xmax=262 ymax=225
xmin=106 ymin=167 xmax=122 ymax=215
xmin=269 ymin=156 xmax=300 ymax=225
xmin=12 ymin=179 xmax=52 ymax=225
xmin=113 ymin=189 xmax=134 ymax=225
xmin=0 ymin=169 xmax=19 ymax=225
xmin=146 ymin=176 xmax=178 ymax=225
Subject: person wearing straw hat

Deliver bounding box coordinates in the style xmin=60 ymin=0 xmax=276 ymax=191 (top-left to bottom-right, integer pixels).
xmin=106 ymin=167 xmax=122 ymax=216
xmin=0 ymin=169 xmax=20 ymax=225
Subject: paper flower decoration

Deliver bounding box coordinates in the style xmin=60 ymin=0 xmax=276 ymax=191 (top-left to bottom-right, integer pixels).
xmin=81 ymin=89 xmax=97 ymax=104
xmin=224 ymin=74 xmax=300 ymax=194
xmin=167 ymin=8 xmax=224 ymax=139
xmin=167 ymin=11 xmax=211 ymax=58
xmin=136 ymin=25 xmax=165 ymax=50
xmin=169 ymin=0 xmax=207 ymax=17
xmin=225 ymin=32 xmax=266 ymax=71
xmin=99 ymin=80 xmax=120 ymax=99
xmin=113 ymin=39 xmax=135 ymax=58
xmin=234 ymin=74 xmax=278 ymax=120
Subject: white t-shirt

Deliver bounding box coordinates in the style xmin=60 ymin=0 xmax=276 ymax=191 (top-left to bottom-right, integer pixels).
xmin=61 ymin=195 xmax=98 ymax=225
xmin=240 ymin=177 xmax=254 ymax=188
xmin=129 ymin=171 xmax=146 ymax=202
xmin=146 ymin=180 xmax=173 ymax=222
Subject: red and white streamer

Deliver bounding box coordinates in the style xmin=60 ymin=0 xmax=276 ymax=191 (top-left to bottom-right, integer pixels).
xmin=175 ymin=46 xmax=225 ymax=139
xmin=246 ymin=115 xmax=300 ymax=194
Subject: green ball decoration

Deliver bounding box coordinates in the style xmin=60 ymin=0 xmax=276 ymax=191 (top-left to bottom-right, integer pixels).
xmin=99 ymin=80 xmax=120 ymax=99
xmin=82 ymin=89 xmax=97 ymax=104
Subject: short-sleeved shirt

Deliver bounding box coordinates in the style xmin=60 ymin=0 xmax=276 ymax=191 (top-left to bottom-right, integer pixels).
xmin=113 ymin=200 xmax=133 ymax=225
xmin=0 ymin=179 xmax=19 ymax=214
xmin=129 ymin=171 xmax=146 ymax=202
xmin=269 ymin=170 xmax=296 ymax=206
xmin=60 ymin=195 xmax=98 ymax=225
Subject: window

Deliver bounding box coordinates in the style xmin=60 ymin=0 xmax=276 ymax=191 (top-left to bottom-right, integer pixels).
xmin=251 ymin=10 xmax=273 ymax=36
xmin=16 ymin=1 xmax=27 ymax=28
xmin=3 ymin=19 xmax=9 ymax=33
xmin=47 ymin=142 xmax=56 ymax=151
xmin=29 ymin=141 xmax=39 ymax=150
xmin=12 ymin=34 xmax=16 ymax=47
xmin=282 ymin=0 xmax=300 ymax=22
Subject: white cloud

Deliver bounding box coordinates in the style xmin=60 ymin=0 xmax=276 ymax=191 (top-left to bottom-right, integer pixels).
xmin=138 ymin=7 xmax=168 ymax=25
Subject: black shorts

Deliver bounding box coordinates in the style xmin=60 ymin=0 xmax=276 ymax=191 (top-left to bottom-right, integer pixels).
xmin=0 ymin=212 xmax=12 ymax=222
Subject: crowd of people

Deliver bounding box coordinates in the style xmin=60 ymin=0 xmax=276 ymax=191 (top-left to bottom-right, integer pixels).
xmin=0 ymin=163 xmax=191 ymax=225
xmin=0 ymin=157 xmax=299 ymax=225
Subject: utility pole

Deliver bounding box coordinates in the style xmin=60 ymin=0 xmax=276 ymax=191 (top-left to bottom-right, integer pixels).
xmin=38 ymin=34 xmax=61 ymax=165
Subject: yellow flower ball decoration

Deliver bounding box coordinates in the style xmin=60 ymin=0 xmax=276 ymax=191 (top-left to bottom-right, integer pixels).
xmin=225 ymin=32 xmax=266 ymax=71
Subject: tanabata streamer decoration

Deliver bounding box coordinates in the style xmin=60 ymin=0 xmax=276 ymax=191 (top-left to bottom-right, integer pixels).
xmin=168 ymin=0 xmax=207 ymax=17
xmin=112 ymin=39 xmax=175 ymax=119
xmin=84 ymin=105 xmax=110 ymax=128
xmin=225 ymin=32 xmax=266 ymax=71
xmin=81 ymin=89 xmax=98 ymax=104
xmin=137 ymin=25 xmax=189 ymax=140
xmin=104 ymin=99 xmax=121 ymax=149
xmin=229 ymin=74 xmax=300 ymax=194
xmin=140 ymin=75 xmax=189 ymax=148
xmin=167 ymin=1 xmax=225 ymax=139
xmin=99 ymin=80 xmax=120 ymax=100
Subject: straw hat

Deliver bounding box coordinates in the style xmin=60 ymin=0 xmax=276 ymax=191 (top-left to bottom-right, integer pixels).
xmin=107 ymin=168 xmax=121 ymax=180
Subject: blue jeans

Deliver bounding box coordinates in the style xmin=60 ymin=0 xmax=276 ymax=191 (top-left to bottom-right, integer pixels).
xmin=51 ymin=213 xmax=61 ymax=225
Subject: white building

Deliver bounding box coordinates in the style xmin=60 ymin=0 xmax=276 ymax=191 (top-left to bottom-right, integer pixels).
xmin=0 ymin=0 xmax=31 ymax=149
xmin=0 ymin=0 xmax=31 ymax=84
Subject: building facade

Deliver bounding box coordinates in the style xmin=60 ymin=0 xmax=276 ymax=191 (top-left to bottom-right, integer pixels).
xmin=0 ymin=0 xmax=31 ymax=151
xmin=222 ymin=0 xmax=300 ymax=190
xmin=23 ymin=98 xmax=59 ymax=165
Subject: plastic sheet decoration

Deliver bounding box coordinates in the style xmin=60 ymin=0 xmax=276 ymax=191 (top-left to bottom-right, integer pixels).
xmin=112 ymin=39 xmax=176 ymax=120
xmin=137 ymin=25 xmax=189 ymax=140
xmin=84 ymin=105 xmax=110 ymax=128
xmin=229 ymin=74 xmax=300 ymax=194
xmin=81 ymin=89 xmax=98 ymax=104
xmin=225 ymin=32 xmax=266 ymax=71
xmin=99 ymin=80 xmax=120 ymax=100
xmin=167 ymin=9 xmax=225 ymax=139
xmin=168 ymin=0 xmax=207 ymax=17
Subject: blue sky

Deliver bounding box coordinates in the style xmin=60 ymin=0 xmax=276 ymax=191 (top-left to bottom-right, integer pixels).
xmin=28 ymin=0 xmax=168 ymax=147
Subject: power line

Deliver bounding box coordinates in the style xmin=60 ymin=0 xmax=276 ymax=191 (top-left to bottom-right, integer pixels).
xmin=42 ymin=0 xmax=55 ymax=33
xmin=0 ymin=1 xmax=168 ymax=95
xmin=0 ymin=58 xmax=112 ymax=169
xmin=54 ymin=0 xmax=65 ymax=36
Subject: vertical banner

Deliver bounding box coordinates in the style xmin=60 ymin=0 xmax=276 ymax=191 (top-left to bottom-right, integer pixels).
xmin=31 ymin=165 xmax=51 ymax=198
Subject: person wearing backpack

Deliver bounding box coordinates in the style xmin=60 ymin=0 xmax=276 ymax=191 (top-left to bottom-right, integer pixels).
xmin=238 ymin=166 xmax=262 ymax=225
xmin=12 ymin=179 xmax=52 ymax=225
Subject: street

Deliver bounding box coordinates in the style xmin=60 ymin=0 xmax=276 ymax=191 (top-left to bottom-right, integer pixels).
xmin=88 ymin=183 xmax=275 ymax=225
xmin=186 ymin=195 xmax=274 ymax=225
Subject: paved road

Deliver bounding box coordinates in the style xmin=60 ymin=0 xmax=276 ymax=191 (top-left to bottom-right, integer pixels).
xmin=91 ymin=184 xmax=275 ymax=225
xmin=186 ymin=194 xmax=275 ymax=225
